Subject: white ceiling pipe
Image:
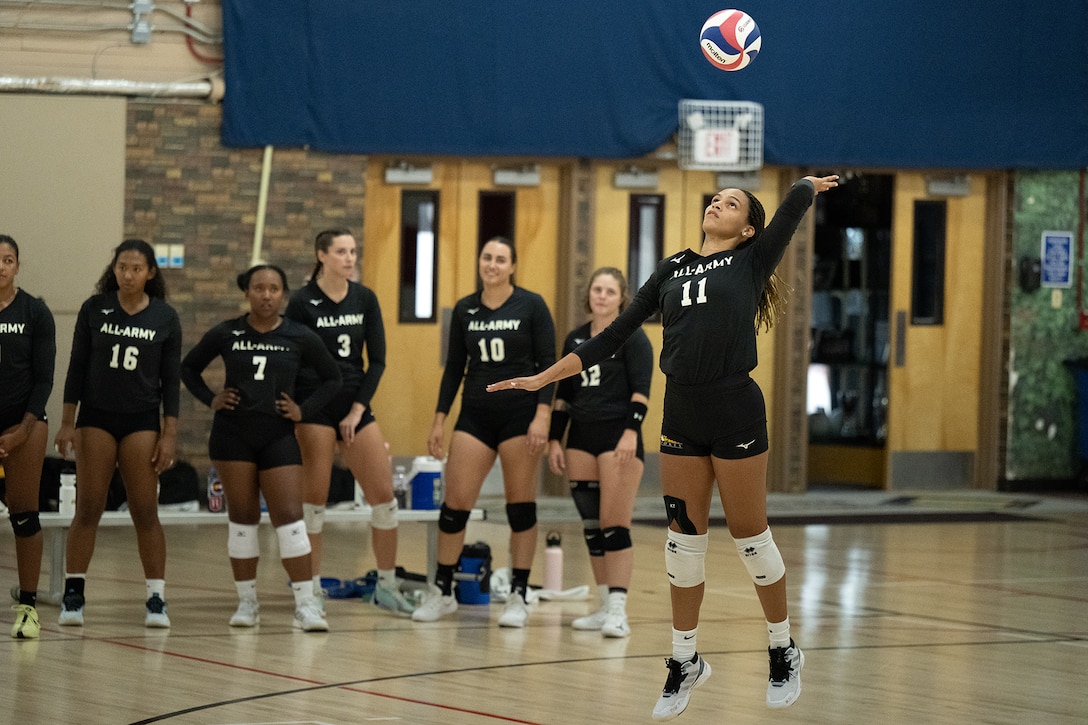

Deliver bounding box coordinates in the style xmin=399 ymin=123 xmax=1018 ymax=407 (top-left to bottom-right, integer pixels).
xmin=0 ymin=75 xmax=224 ymax=100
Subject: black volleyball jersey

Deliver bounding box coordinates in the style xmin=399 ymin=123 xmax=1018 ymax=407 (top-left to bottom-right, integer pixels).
xmin=181 ymin=315 xmax=341 ymax=419
xmin=578 ymin=180 xmax=815 ymax=385
xmin=436 ymin=286 xmax=556 ymax=413
xmin=556 ymin=321 xmax=653 ymax=422
xmin=284 ymin=279 xmax=385 ymax=407
xmin=63 ymin=292 xmax=182 ymax=416
xmin=0 ymin=289 xmax=56 ymax=419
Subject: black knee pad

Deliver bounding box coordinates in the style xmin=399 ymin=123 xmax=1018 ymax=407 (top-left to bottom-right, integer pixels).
xmin=506 ymin=501 xmax=537 ymax=533
xmin=569 ymin=480 xmax=600 ymax=523
xmin=602 ymin=525 xmax=632 ymax=552
xmin=584 ymin=527 xmax=605 ymax=557
xmin=438 ymin=503 xmax=472 ymax=534
xmin=9 ymin=511 xmax=41 ymax=538
xmin=663 ymin=496 xmax=698 ymax=535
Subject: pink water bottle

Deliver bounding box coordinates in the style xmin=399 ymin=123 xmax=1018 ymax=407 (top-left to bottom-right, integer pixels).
xmin=544 ymin=531 xmax=563 ymax=591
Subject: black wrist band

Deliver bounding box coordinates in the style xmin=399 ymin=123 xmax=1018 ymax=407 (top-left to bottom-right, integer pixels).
xmin=548 ymin=409 xmax=571 ymax=441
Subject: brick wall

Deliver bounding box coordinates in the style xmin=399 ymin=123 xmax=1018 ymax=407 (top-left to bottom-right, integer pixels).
xmin=124 ymin=100 xmax=368 ymax=476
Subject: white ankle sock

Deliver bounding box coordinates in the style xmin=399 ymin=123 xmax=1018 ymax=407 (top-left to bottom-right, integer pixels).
xmin=378 ymin=568 xmax=397 ymax=589
xmin=291 ymin=579 xmax=315 ymax=607
xmin=234 ymin=579 xmax=257 ymax=602
xmin=146 ymin=579 xmax=165 ymax=601
xmin=768 ymin=617 xmax=791 ymax=648
xmin=672 ymin=626 xmax=697 ymax=662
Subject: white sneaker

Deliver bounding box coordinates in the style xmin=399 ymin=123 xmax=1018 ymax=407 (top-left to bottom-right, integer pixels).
xmin=571 ymin=606 xmax=608 ymax=631
xmin=144 ymin=595 xmax=171 ymax=628
xmin=373 ymin=584 xmax=416 ymax=615
xmin=600 ymin=602 xmax=630 ymax=638
xmin=766 ymin=640 xmax=804 ymax=708
xmin=652 ymin=654 xmax=711 ymax=721
xmin=58 ymin=593 xmax=85 ymax=626
xmin=229 ymin=599 xmax=260 ymax=627
xmin=497 ymin=592 xmax=529 ymax=628
xmin=314 ymin=586 xmax=328 ymax=617
xmin=411 ymin=588 xmax=458 ymax=622
xmin=293 ymin=598 xmax=329 ymax=632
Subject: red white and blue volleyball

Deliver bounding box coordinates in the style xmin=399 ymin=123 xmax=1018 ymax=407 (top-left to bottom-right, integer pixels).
xmin=700 ymin=9 xmax=761 ymax=71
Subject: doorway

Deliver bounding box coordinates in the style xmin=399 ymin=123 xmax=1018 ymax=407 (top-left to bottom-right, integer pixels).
xmin=807 ymin=173 xmax=894 ymax=486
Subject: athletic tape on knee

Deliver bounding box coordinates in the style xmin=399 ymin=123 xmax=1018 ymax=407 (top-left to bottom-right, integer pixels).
xmin=370 ymin=499 xmax=398 ymax=530
xmin=438 ymin=503 xmax=471 ymax=534
xmin=227 ymin=522 xmax=261 ymax=559
xmin=664 ymin=529 xmax=707 ymax=588
xmin=303 ymin=503 xmax=326 ymax=534
xmin=506 ymin=501 xmax=537 ymax=533
xmin=276 ymin=520 xmax=312 ymax=560
xmin=663 ymin=495 xmax=698 ymax=535
xmin=734 ymin=527 xmax=785 ymax=586
xmin=9 ymin=511 xmax=41 ymax=538
xmin=602 ymin=525 xmax=632 ymax=552
xmin=584 ymin=527 xmax=605 ymax=557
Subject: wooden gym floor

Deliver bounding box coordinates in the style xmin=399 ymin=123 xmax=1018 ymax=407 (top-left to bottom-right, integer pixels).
xmin=2 ymin=490 xmax=1087 ymax=724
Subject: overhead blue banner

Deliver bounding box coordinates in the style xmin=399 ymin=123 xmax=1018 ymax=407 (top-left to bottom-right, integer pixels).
xmin=221 ymin=1 xmax=1088 ymax=169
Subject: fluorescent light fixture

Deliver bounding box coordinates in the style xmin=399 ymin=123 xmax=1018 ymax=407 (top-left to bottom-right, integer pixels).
xmin=613 ymin=167 xmax=659 ymax=189
xmin=385 ymin=162 xmax=433 ymax=185
xmin=493 ymin=165 xmax=540 ymax=186
xmin=925 ymin=174 xmax=969 ymax=197
xmin=716 ymin=171 xmax=761 ymax=191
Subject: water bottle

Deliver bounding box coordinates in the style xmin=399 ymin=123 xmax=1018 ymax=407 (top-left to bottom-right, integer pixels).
xmin=543 ymin=531 xmax=563 ymax=591
xmin=392 ymin=465 xmax=409 ymax=510
xmin=207 ymin=465 xmax=225 ymax=512
xmin=59 ymin=471 xmax=77 ymax=516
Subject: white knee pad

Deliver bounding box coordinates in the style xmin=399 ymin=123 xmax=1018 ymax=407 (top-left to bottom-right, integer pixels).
xmin=227 ymin=522 xmax=261 ymax=560
xmin=664 ymin=529 xmax=708 ymax=588
xmin=734 ymin=527 xmax=785 ymax=586
xmin=276 ymin=520 xmax=312 ymax=560
xmin=370 ymin=498 xmax=398 ymax=531
xmin=303 ymin=503 xmax=326 ymax=534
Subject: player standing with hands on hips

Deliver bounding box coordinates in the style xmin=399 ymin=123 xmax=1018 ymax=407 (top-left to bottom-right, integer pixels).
xmin=413 ymin=236 xmax=556 ymax=628
xmin=489 ymin=176 xmax=838 ymax=717
xmin=0 ymin=235 xmax=56 ymax=639
xmin=182 ymin=264 xmax=341 ymax=631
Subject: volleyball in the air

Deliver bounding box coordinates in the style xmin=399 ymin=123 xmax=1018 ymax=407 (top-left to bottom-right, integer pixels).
xmin=700 ymin=9 xmax=761 ymax=71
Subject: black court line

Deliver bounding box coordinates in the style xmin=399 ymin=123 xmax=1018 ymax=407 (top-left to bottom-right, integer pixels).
xmin=633 ymin=511 xmax=1043 ymax=527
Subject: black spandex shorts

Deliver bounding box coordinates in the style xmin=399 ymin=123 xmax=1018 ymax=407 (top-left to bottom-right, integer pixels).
xmin=454 ymin=400 xmax=537 ymax=451
xmin=567 ymin=417 xmax=644 ymax=461
xmin=209 ymin=413 xmax=302 ymax=470
xmin=660 ymin=375 xmax=768 ymax=459
xmin=0 ymin=406 xmax=33 ymax=431
xmin=76 ymin=405 xmax=160 ymax=441
xmin=298 ymin=387 xmax=376 ymax=441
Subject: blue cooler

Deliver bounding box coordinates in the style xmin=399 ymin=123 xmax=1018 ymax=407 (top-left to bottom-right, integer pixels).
xmin=408 ymin=456 xmax=443 ymax=510
xmin=454 ymin=541 xmax=491 ymax=604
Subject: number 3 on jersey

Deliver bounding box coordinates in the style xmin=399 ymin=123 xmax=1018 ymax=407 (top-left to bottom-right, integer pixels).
xmin=477 ymin=337 xmax=506 ymax=363
xmin=109 ymin=343 xmax=140 ymax=371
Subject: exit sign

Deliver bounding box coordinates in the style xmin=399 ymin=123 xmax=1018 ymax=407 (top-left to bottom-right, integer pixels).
xmin=693 ymin=128 xmax=740 ymax=165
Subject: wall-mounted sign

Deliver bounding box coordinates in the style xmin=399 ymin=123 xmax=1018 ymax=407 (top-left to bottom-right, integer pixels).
xmin=1041 ymin=230 xmax=1073 ymax=288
